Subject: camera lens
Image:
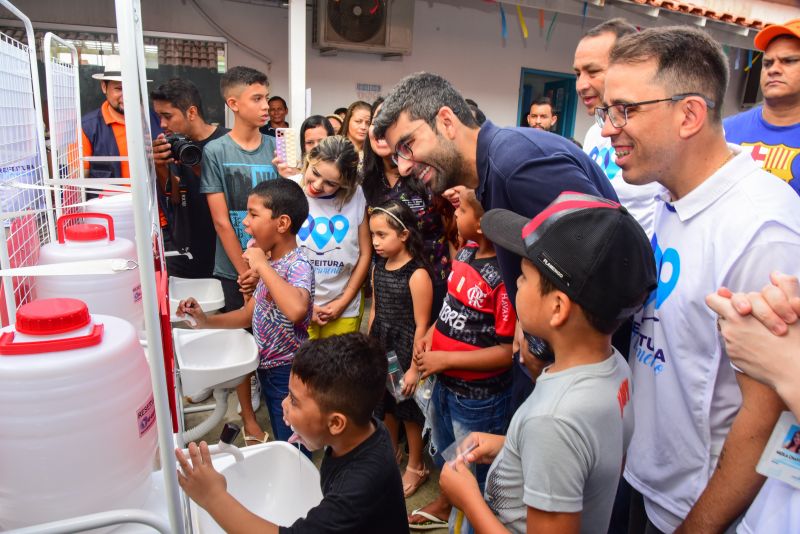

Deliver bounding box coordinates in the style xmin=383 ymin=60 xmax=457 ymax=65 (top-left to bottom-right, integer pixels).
xmin=176 ymin=143 xmax=202 ymax=166
xmin=166 ymin=134 xmax=202 ymax=166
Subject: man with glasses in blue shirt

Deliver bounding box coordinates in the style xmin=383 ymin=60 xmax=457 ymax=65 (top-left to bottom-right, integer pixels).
xmin=372 ymin=72 xmax=618 ymax=532
xmin=373 ymin=72 xmax=617 ymax=308
xmin=599 ymin=26 xmax=800 ymax=534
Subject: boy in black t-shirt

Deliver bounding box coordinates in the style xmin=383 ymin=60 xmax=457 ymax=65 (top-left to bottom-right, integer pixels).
xmin=151 ymin=78 xmax=226 ymax=279
xmin=176 ymin=333 xmax=408 ymax=533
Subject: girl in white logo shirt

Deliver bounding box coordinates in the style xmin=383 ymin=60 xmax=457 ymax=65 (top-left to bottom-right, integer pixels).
xmin=292 ymin=136 xmax=371 ymax=338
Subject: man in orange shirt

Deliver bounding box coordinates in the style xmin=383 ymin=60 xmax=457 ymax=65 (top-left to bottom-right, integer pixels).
xmin=81 ymin=55 xmax=162 ymax=194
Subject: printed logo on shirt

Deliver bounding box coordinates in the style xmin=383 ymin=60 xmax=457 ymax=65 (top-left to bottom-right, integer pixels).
xmin=645 ymin=233 xmax=680 ymax=309
xmin=456 ymin=276 xmax=466 ymax=293
xmin=499 ymin=291 xmax=511 ymax=323
xmin=588 ymin=145 xmax=621 ymax=180
xmin=631 ymin=317 xmax=667 ymax=375
xmin=305 ymin=257 xmax=345 ymax=276
xmin=438 ymin=299 xmax=467 ymax=331
xmin=479 ymin=261 xmax=502 ymax=287
xmin=230 ymin=210 xmax=250 ymax=248
xmin=467 ymin=284 xmax=487 ymax=308
xmin=403 ymin=197 xmax=426 ymax=212
xmin=456 ymin=246 xmax=476 ymax=263
xmin=225 ymin=163 xmax=278 ymax=249
xmin=297 ymin=214 xmax=350 ymax=249
xmin=617 ymin=378 xmax=630 ymax=418
xmin=742 ymin=142 xmax=798 ymax=183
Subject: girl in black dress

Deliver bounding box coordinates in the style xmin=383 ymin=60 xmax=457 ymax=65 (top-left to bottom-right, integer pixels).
xmin=368 ymin=200 xmax=433 ymax=498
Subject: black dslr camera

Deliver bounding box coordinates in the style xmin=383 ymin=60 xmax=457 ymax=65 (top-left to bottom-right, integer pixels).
xmin=165 ymin=133 xmax=202 ymax=166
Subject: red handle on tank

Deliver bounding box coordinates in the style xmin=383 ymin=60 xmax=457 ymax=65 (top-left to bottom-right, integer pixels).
xmin=0 ymin=324 xmax=104 ymax=355
xmin=57 ymin=213 xmax=116 ymax=244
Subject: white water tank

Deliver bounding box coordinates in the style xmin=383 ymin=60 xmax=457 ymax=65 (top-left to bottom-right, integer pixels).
xmin=84 ymin=193 xmax=137 ymax=244
xmin=0 ymin=298 xmax=157 ymax=531
xmin=36 ymin=212 xmax=144 ymax=331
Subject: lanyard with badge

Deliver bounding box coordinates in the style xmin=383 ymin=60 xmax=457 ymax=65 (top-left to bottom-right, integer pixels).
xmin=757 ymin=411 xmax=800 ymax=489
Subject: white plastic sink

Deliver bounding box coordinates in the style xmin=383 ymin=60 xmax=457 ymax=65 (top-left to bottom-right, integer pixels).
xmin=192 ymin=442 xmax=323 ymax=532
xmin=169 ymin=277 xmax=224 ymax=317
xmin=173 ymin=328 xmax=258 ymax=396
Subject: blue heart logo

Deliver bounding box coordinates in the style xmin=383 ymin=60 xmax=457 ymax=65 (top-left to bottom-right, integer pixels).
xmin=297 ymin=214 xmax=314 ymax=242
xmin=310 ymin=217 xmax=333 ymax=249
xmin=645 ymin=233 xmax=680 ymax=309
xmin=330 ymin=215 xmax=349 ymax=244
xmin=588 ymin=146 xmax=621 ymax=180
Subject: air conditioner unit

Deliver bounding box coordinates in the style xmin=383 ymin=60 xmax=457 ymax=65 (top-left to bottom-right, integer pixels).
xmin=312 ymin=0 xmax=414 ymax=57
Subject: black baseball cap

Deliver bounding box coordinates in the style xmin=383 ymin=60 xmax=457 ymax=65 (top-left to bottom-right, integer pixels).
xmin=482 ymin=191 xmax=657 ymax=321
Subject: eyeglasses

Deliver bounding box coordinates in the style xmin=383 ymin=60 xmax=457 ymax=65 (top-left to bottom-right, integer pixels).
xmin=594 ymin=93 xmax=716 ymax=129
xmin=391 ymin=122 xmax=426 ymax=165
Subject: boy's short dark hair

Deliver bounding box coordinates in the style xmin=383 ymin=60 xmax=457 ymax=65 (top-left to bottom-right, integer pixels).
xmin=534 ymin=264 xmax=641 ymax=335
xmin=249 ymin=179 xmax=308 ymax=235
xmin=220 ymin=66 xmax=269 ymax=99
xmin=150 ymin=78 xmax=206 ymax=120
xmin=291 ymin=333 xmax=387 ymax=427
xmin=462 ymin=188 xmax=484 ymax=217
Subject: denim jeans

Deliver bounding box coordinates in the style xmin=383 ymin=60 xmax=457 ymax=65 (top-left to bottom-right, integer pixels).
xmin=257 ymin=364 xmax=310 ymax=458
xmin=429 ymin=381 xmax=512 ymax=534
xmin=429 ymin=380 xmax=512 ymax=483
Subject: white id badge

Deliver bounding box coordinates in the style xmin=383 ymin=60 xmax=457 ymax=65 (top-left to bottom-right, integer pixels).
xmin=276 ymin=128 xmax=300 ymax=169
xmin=756 ymin=411 xmax=800 ymax=489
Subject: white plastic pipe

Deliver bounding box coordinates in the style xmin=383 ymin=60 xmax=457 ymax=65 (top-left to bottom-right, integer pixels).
xmin=2 ymin=509 xmax=171 ymax=534
xmin=182 ymin=388 xmax=231 ymax=443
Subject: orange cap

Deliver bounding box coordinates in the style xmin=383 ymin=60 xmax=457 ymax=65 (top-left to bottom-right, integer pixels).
xmin=754 ymin=18 xmax=800 ymax=51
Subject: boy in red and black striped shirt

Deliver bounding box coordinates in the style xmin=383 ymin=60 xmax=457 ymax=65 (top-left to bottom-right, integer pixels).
xmin=411 ymin=188 xmax=515 ymax=530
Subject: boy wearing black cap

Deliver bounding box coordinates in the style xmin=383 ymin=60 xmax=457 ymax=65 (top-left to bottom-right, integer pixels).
xmin=438 ymin=192 xmax=656 ymax=534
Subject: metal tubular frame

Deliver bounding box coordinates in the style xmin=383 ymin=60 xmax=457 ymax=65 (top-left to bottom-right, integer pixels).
xmin=3 ymin=0 xmax=189 ymax=531
xmin=0 ymin=0 xmax=54 ymax=324
xmin=43 ymin=32 xmax=85 ymax=218
xmin=115 ymin=0 xmax=187 ymax=531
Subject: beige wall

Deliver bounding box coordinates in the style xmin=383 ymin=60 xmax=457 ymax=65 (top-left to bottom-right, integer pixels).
xmin=5 ymin=0 xmax=752 ymax=139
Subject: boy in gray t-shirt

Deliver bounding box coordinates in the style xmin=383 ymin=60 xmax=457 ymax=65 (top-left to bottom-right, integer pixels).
xmin=198 ymin=66 xmax=277 ymax=445
xmin=440 ymin=192 xmax=657 ymax=534
xmin=199 ymin=67 xmax=278 ymax=293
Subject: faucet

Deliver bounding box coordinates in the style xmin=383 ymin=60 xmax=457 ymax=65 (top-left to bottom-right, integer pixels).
xmin=164 ymin=247 xmax=193 ymax=260
xmin=181 ymin=422 xmax=245 ymax=463
xmin=215 ymin=423 xmax=245 ymax=463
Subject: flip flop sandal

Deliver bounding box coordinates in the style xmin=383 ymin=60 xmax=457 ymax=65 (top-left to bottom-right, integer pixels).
xmin=402 ymin=464 xmax=430 ymax=498
xmin=408 ymin=508 xmax=448 ymax=530
xmin=244 ymin=431 xmax=269 ymax=446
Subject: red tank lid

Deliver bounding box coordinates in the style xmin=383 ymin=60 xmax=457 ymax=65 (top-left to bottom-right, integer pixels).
xmin=63 ymin=223 xmax=108 ymax=242
xmin=15 ymin=298 xmax=91 ymax=335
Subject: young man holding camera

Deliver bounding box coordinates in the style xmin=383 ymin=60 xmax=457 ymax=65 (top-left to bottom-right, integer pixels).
xmin=152 ymin=78 xmax=227 ymax=279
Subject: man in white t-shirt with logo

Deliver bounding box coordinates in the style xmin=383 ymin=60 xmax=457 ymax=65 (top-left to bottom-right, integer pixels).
xmin=599 ymin=27 xmax=800 ymax=533
xmin=575 ymin=18 xmax=663 ymax=237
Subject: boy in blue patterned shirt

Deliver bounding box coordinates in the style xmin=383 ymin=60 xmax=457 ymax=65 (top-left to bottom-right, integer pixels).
xmin=179 ymin=179 xmax=314 ymax=450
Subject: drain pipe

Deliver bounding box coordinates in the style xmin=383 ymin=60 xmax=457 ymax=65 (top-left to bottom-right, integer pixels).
xmin=182 ymin=388 xmax=230 ymax=443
